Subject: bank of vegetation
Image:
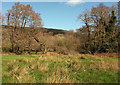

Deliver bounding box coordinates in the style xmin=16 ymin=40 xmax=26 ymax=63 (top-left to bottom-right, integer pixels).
xmin=1 ymin=2 xmax=119 ymax=55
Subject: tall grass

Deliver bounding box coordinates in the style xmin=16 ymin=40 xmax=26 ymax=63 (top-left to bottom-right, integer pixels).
xmin=2 ymin=54 xmax=118 ymax=83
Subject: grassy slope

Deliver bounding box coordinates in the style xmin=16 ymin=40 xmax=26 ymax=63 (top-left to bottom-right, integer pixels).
xmin=2 ymin=54 xmax=119 ymax=83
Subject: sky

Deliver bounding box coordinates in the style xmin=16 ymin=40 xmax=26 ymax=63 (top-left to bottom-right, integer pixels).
xmin=2 ymin=1 xmax=117 ymax=31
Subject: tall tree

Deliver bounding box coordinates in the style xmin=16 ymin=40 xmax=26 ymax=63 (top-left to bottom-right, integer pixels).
xmin=78 ymin=9 xmax=92 ymax=53
xmin=6 ymin=2 xmax=43 ymax=53
xmin=90 ymin=3 xmax=117 ymax=52
xmin=104 ymin=11 xmax=117 ymax=52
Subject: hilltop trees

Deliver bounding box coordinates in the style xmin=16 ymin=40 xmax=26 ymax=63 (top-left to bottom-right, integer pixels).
xmin=77 ymin=3 xmax=118 ymax=54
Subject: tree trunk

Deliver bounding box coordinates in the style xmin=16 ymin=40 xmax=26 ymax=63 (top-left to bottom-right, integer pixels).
xmin=23 ymin=20 xmax=27 ymax=29
xmin=10 ymin=28 xmax=14 ymax=52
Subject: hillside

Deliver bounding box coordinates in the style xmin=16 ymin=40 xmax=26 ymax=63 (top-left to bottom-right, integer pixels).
xmin=2 ymin=25 xmax=66 ymax=35
xmin=2 ymin=25 xmax=81 ymax=55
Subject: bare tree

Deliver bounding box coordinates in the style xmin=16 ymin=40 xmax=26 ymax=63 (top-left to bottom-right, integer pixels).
xmin=6 ymin=2 xmax=43 ymax=53
xmin=78 ymin=9 xmax=92 ymax=52
xmin=6 ymin=2 xmax=42 ymax=29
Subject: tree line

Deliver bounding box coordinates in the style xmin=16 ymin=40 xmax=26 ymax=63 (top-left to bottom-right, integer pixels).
xmin=1 ymin=2 xmax=119 ymax=55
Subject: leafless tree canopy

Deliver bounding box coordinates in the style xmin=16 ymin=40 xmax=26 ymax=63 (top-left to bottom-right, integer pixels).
xmin=6 ymin=2 xmax=43 ymax=29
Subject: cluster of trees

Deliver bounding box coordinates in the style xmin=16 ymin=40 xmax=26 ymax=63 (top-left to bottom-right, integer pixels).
xmin=1 ymin=2 xmax=119 ymax=55
xmin=2 ymin=2 xmax=81 ymax=55
xmin=2 ymin=2 xmax=43 ymax=54
xmin=77 ymin=3 xmax=118 ymax=54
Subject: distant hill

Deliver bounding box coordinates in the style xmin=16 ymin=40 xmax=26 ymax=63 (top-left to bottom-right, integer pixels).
xmin=2 ymin=25 xmax=66 ymax=35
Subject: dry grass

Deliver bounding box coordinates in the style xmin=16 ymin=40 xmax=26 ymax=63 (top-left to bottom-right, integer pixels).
xmin=3 ymin=54 xmax=118 ymax=83
xmin=98 ymin=60 xmax=119 ymax=71
xmin=39 ymin=62 xmax=49 ymax=72
xmin=6 ymin=57 xmax=36 ymax=83
xmin=94 ymin=53 xmax=118 ymax=57
xmin=42 ymin=55 xmax=63 ymax=62
xmin=46 ymin=67 xmax=75 ymax=83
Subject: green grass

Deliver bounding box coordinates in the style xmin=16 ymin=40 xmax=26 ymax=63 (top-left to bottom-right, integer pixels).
xmin=2 ymin=54 xmax=119 ymax=83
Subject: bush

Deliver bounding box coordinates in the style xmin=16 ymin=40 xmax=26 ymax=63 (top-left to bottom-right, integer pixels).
xmin=56 ymin=47 xmax=69 ymax=55
xmin=2 ymin=47 xmax=11 ymax=53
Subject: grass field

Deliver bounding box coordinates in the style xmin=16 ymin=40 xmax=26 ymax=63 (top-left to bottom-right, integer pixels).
xmin=2 ymin=54 xmax=119 ymax=83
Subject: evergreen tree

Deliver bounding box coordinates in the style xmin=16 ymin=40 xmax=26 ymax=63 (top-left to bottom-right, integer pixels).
xmin=104 ymin=11 xmax=117 ymax=52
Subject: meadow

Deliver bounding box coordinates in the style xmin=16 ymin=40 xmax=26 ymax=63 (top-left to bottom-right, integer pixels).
xmin=2 ymin=53 xmax=119 ymax=83
xmin=1 ymin=2 xmax=119 ymax=84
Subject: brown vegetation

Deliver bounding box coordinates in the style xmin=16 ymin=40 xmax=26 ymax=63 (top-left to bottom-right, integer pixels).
xmin=1 ymin=2 xmax=119 ymax=56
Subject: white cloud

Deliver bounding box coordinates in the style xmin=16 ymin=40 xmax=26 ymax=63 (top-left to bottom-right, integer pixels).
xmin=66 ymin=0 xmax=85 ymax=5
